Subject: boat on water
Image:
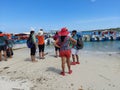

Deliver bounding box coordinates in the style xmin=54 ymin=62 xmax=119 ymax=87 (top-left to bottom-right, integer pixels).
xmin=81 ymin=30 xmax=120 ymax=42
xmin=3 ymin=28 xmax=120 ymax=45
xmin=12 ymin=32 xmax=54 ymax=45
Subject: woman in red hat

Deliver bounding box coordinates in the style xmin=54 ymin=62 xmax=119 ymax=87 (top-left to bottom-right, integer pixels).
xmin=54 ymin=28 xmax=76 ymax=76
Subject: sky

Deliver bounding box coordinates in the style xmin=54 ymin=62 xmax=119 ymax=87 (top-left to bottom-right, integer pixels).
xmin=0 ymin=0 xmax=120 ymax=33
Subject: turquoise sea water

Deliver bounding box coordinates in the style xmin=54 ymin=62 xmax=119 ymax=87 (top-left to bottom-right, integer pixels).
xmin=15 ymin=40 xmax=120 ymax=53
xmin=83 ymin=41 xmax=120 ymax=53
xmin=45 ymin=41 xmax=120 ymax=53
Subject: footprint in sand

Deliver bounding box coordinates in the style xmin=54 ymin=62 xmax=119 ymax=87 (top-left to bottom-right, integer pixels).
xmin=108 ymin=54 xmax=112 ymax=56
xmin=108 ymin=84 xmax=111 ymax=86
xmin=0 ymin=70 xmax=3 ymax=73
xmin=12 ymin=88 xmax=24 ymax=90
xmin=108 ymin=84 xmax=115 ymax=87
xmin=3 ymin=67 xmax=9 ymax=69
xmin=112 ymin=85 xmax=115 ymax=87
xmin=13 ymin=71 xmax=17 ymax=73
xmin=71 ymin=83 xmax=74 ymax=86
xmin=6 ymin=72 xmax=11 ymax=74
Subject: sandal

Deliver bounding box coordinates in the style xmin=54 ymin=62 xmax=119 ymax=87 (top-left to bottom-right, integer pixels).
xmin=71 ymin=62 xmax=76 ymax=65
xmin=68 ymin=70 xmax=72 ymax=74
xmin=60 ymin=72 xmax=65 ymax=76
xmin=76 ymin=62 xmax=80 ymax=64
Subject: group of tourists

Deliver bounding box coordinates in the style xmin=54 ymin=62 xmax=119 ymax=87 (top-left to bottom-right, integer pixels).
xmin=0 ymin=27 xmax=83 ymax=76
xmin=28 ymin=27 xmax=83 ymax=76
xmin=27 ymin=29 xmax=46 ymax=62
xmin=0 ymin=31 xmax=14 ymax=61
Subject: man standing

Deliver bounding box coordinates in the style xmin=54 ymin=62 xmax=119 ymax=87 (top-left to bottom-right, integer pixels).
xmin=0 ymin=31 xmax=7 ymax=61
xmin=71 ymin=30 xmax=80 ymax=65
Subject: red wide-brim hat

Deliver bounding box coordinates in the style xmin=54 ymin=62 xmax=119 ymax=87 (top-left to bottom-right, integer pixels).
xmin=58 ymin=27 xmax=69 ymax=36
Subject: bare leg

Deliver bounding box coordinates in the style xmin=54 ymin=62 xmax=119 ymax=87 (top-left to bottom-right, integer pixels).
xmin=31 ymin=55 xmax=34 ymax=61
xmin=76 ymin=55 xmax=80 ymax=64
xmin=3 ymin=51 xmax=7 ymax=61
xmin=58 ymin=51 xmax=60 ymax=57
xmin=67 ymin=57 xmax=72 ymax=74
xmin=72 ymin=54 xmax=75 ymax=62
xmin=55 ymin=51 xmax=57 ymax=57
xmin=39 ymin=52 xmax=42 ymax=59
xmin=66 ymin=57 xmax=71 ymax=71
xmin=71 ymin=54 xmax=76 ymax=65
xmin=10 ymin=48 xmax=13 ymax=58
xmin=31 ymin=55 xmax=37 ymax=62
xmin=76 ymin=55 xmax=79 ymax=62
xmin=61 ymin=57 xmax=65 ymax=73
xmin=42 ymin=52 xmax=45 ymax=58
xmin=0 ymin=51 xmax=2 ymax=61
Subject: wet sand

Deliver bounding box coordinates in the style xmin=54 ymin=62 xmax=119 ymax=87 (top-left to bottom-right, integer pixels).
xmin=0 ymin=47 xmax=120 ymax=90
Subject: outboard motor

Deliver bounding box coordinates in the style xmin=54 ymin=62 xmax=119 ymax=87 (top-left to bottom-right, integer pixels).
xmin=96 ymin=37 xmax=100 ymax=41
xmin=110 ymin=36 xmax=113 ymax=41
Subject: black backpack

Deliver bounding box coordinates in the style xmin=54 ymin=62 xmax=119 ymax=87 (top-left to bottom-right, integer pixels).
xmin=76 ymin=35 xmax=84 ymax=50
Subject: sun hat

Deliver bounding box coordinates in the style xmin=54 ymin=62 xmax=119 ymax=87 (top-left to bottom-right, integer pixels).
xmin=58 ymin=27 xmax=69 ymax=36
xmin=38 ymin=30 xmax=43 ymax=36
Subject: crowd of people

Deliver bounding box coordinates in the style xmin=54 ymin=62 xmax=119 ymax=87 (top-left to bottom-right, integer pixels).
xmin=0 ymin=28 xmax=83 ymax=76
xmin=0 ymin=31 xmax=14 ymax=61
xmin=28 ymin=27 xmax=83 ymax=76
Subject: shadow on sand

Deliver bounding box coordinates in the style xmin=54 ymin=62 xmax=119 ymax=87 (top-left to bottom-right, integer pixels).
xmin=24 ymin=58 xmax=32 ymax=62
xmin=46 ymin=67 xmax=61 ymax=75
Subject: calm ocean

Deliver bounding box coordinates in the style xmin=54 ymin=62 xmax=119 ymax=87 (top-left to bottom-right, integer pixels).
xmin=45 ymin=41 xmax=120 ymax=53
xmin=83 ymin=41 xmax=120 ymax=53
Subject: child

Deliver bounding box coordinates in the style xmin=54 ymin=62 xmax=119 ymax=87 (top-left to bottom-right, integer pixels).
xmin=54 ymin=28 xmax=76 ymax=76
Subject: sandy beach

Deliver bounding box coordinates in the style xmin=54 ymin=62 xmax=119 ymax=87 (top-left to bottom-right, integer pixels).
xmin=0 ymin=47 xmax=120 ymax=90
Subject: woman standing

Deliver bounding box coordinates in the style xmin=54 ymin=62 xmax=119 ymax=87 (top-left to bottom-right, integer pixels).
xmin=54 ymin=28 xmax=76 ymax=76
xmin=29 ymin=30 xmax=37 ymax=62
xmin=37 ymin=29 xmax=45 ymax=59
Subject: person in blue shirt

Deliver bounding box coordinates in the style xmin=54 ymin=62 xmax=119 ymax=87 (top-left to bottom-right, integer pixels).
xmin=0 ymin=31 xmax=7 ymax=61
xmin=71 ymin=30 xmax=80 ymax=65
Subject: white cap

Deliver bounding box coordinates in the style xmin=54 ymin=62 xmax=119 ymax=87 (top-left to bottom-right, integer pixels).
xmin=38 ymin=31 xmax=43 ymax=36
